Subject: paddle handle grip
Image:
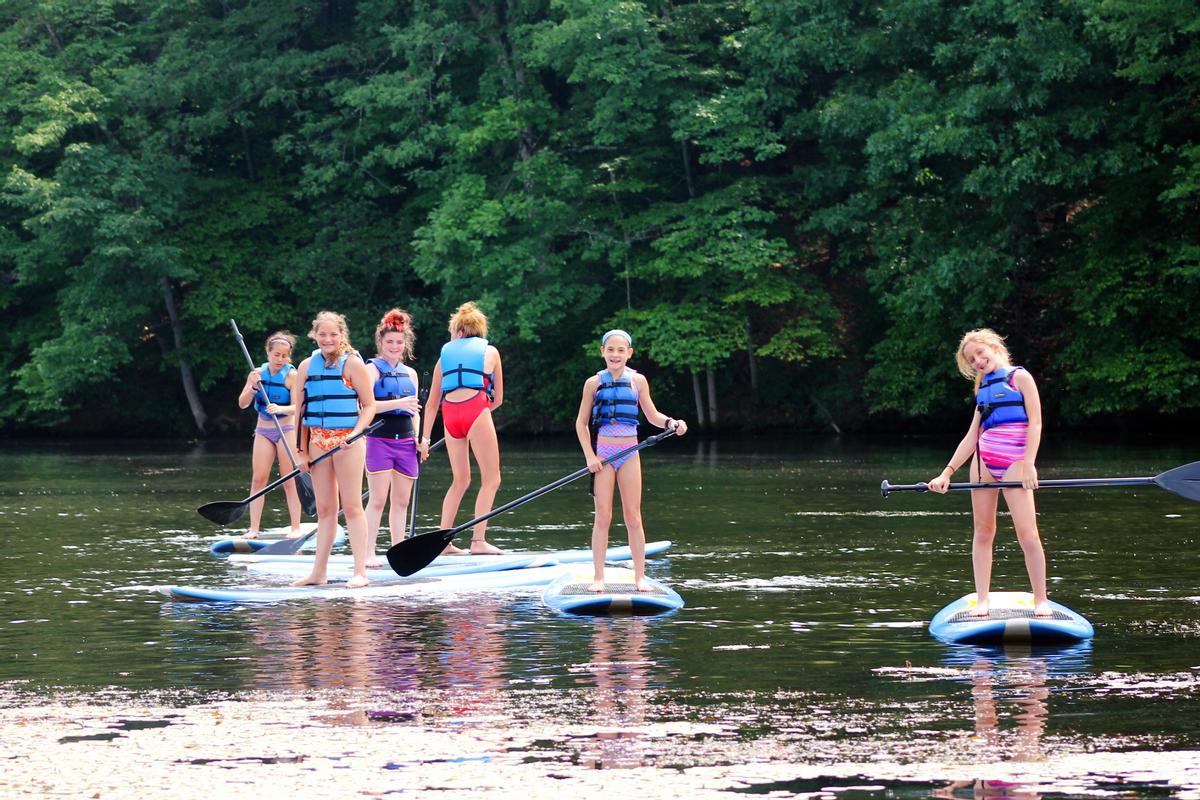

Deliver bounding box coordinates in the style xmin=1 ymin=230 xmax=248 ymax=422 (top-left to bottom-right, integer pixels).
xmin=444 ymin=428 xmax=677 ymax=538
xmin=881 ymin=476 xmax=1155 ymax=497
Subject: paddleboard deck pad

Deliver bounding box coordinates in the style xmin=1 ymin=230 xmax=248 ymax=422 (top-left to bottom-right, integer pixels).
xmin=929 ymin=592 xmax=1094 ymax=644
xmin=210 ymin=524 xmax=345 ymax=555
xmin=542 ymin=567 xmax=683 ymax=616
xmin=165 ymin=559 xmax=567 ymax=603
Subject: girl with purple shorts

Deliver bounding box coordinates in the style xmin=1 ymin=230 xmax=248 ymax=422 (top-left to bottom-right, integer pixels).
xmin=364 ymin=309 xmax=422 ymax=563
xmin=574 ymin=330 xmax=687 ymax=593
xmin=236 ymin=331 xmax=302 ymax=538
xmin=927 ymin=328 xmax=1052 ymax=618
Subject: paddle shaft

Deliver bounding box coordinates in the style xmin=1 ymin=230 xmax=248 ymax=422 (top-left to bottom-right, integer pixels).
xmin=881 ymin=476 xmax=1155 ymax=497
xmin=443 ymin=428 xmax=677 ymax=540
xmin=230 ymin=320 xmax=304 ymax=472
xmin=408 ymin=373 xmax=431 ymax=539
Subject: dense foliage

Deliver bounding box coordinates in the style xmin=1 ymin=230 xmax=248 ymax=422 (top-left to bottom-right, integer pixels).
xmin=2 ymin=0 xmax=1197 ymax=436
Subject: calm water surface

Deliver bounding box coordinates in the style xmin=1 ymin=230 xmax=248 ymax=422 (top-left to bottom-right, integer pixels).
xmin=1 ymin=435 xmax=1198 ymax=798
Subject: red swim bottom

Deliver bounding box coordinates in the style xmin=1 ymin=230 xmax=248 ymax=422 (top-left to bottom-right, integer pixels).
xmin=442 ymin=391 xmax=490 ymax=439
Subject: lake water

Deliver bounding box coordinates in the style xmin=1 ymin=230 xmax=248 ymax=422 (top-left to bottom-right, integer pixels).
xmin=1 ymin=435 xmax=1198 ymax=799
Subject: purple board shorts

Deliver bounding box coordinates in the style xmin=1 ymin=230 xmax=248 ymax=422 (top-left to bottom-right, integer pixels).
xmin=365 ymin=436 xmax=419 ymax=478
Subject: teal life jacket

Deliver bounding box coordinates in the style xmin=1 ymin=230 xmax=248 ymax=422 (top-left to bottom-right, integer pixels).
xmin=302 ymin=350 xmax=361 ymax=428
xmin=253 ymin=363 xmax=293 ymax=419
xmin=591 ymin=368 xmax=639 ymax=430
xmin=369 ymin=357 xmax=416 ymax=438
xmin=439 ymin=337 xmax=493 ymax=400
xmin=976 ymin=366 xmax=1028 ymax=430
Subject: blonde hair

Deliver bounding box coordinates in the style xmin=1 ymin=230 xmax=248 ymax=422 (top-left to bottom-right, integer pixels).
xmin=308 ymin=311 xmax=355 ymax=367
xmin=375 ymin=308 xmax=415 ymax=362
xmin=955 ymin=328 xmax=1012 ymax=391
xmin=448 ymin=301 xmax=488 ymax=339
xmin=264 ymin=331 xmax=296 ymax=361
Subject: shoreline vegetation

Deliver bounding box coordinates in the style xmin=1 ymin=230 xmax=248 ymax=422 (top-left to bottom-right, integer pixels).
xmin=2 ymin=2 xmax=1197 ymax=437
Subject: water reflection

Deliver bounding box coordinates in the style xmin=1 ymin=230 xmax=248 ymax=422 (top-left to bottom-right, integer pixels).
xmin=570 ymin=619 xmax=652 ymax=769
xmin=936 ymin=644 xmax=1092 ymax=799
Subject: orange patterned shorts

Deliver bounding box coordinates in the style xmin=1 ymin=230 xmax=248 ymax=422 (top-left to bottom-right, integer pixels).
xmin=308 ymin=427 xmax=354 ymax=452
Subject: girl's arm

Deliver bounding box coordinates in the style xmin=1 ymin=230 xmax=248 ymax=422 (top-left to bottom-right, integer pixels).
xmin=928 ymin=410 xmax=982 ymax=491
xmin=368 ymin=363 xmax=421 ymax=415
xmin=488 ymin=346 xmax=504 ymax=409
xmin=291 ymin=359 xmax=311 ymax=469
xmin=346 ymin=356 xmax=377 ymax=438
xmin=420 ymin=362 xmax=444 ymax=456
xmin=1013 ymin=369 xmax=1042 ymax=489
xmin=635 ymin=374 xmax=688 ymax=435
xmin=237 ymin=370 xmax=261 ymax=410
xmin=575 ymin=377 xmax=602 ymax=471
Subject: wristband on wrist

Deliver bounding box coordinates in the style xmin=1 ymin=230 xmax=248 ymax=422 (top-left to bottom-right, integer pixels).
xmin=943 ymin=464 xmax=955 ymax=474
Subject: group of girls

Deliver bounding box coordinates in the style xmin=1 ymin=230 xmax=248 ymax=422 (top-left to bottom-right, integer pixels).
xmin=239 ymin=303 xmax=686 ymax=592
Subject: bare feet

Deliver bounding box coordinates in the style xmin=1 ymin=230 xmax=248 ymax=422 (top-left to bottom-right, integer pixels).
xmin=441 ymin=544 xmax=469 ymax=556
xmin=470 ymin=540 xmax=506 ymax=555
xmin=290 ymin=573 xmax=326 ymax=587
xmin=345 ymin=574 xmax=370 ymax=589
xmin=245 ymin=531 xmax=260 ymax=540
xmin=365 ymin=558 xmax=382 ymax=568
xmin=587 ymin=580 xmax=606 ymax=593
xmin=969 ymin=599 xmax=990 ymax=617
xmin=1034 ymin=601 xmax=1053 ymax=617
xmin=635 ymin=579 xmax=654 ymax=593
xmin=288 ymin=527 xmax=304 ymax=538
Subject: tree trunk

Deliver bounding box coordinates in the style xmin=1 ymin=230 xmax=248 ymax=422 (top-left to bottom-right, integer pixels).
xmin=691 ymin=371 xmax=706 ymax=428
xmin=706 ymin=368 xmax=718 ymax=427
xmin=160 ymin=276 xmax=208 ymax=435
xmin=745 ymin=320 xmax=758 ymax=406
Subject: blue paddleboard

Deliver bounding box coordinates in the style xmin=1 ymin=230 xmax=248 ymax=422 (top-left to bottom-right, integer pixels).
xmin=165 ymin=557 xmax=563 ymax=603
xmin=209 ymin=524 xmax=345 ymax=555
xmin=929 ymin=592 xmax=1094 ymax=644
xmin=542 ymin=567 xmax=683 ymax=616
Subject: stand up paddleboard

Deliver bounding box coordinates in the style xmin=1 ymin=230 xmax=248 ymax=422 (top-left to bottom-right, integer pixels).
xmin=165 ymin=558 xmax=562 ymax=603
xmin=209 ymin=523 xmax=345 ymax=555
xmin=929 ymin=592 xmax=1094 ymax=645
xmin=542 ymin=567 xmax=683 ymax=616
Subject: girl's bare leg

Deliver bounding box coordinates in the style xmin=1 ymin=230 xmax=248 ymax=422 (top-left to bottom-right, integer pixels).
xmin=466 ymin=410 xmax=503 ymax=554
xmin=590 ymin=467 xmax=617 ymax=592
xmin=969 ymin=459 xmax=1000 ymax=616
xmin=388 ymin=473 xmax=414 ymax=546
xmin=291 ymin=455 xmax=340 ymax=586
xmin=364 ymin=469 xmax=391 ymax=567
xmin=439 ymin=436 xmax=472 ymax=555
xmin=1001 ymin=461 xmax=1050 ymax=616
xmin=333 ymin=442 xmax=370 ymax=588
xmin=615 ymin=453 xmax=650 ymax=591
xmin=275 ymin=438 xmax=303 ymax=534
xmin=247 ymin=434 xmax=277 ymax=536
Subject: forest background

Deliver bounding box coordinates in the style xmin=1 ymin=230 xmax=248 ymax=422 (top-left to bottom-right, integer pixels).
xmin=1 ymin=0 xmax=1197 ymax=437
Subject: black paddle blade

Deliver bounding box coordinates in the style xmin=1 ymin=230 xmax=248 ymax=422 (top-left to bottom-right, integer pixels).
xmin=197 ymin=500 xmax=248 ymax=525
xmin=1153 ymin=461 xmax=1200 ymax=502
xmin=386 ymin=529 xmax=455 ymax=576
xmin=254 ymin=529 xmax=318 ymax=556
xmin=296 ymin=473 xmax=318 ymax=518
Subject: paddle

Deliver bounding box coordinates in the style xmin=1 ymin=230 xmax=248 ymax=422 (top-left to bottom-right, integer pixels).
xmin=880 ymin=461 xmax=1200 ymax=502
xmin=230 ymin=319 xmax=317 ymax=517
xmin=198 ymin=420 xmax=384 ymax=525
xmin=386 ymin=428 xmax=678 ymax=576
xmin=408 ymin=372 xmax=431 ymax=540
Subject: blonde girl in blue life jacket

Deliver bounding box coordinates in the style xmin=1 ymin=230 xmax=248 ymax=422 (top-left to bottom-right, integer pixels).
xmin=236 ymin=331 xmax=302 ymax=539
xmin=574 ymin=329 xmax=687 ymax=592
xmin=927 ymin=328 xmax=1051 ymax=618
xmin=290 ymin=311 xmax=376 ymax=588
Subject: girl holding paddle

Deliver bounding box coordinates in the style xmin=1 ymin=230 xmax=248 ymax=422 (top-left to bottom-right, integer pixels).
xmin=364 ymin=309 xmax=422 ymax=565
xmin=236 ymin=331 xmax=302 ymax=539
xmin=418 ymin=301 xmax=505 ymax=555
xmin=575 ymin=329 xmax=687 ymax=592
xmin=927 ymin=328 xmax=1051 ymax=617
xmin=290 ymin=311 xmax=376 ymax=588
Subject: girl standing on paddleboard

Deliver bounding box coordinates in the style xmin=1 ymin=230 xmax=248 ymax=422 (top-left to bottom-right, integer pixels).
xmin=927 ymin=328 xmax=1052 ymax=617
xmin=291 ymin=311 xmax=376 ymax=588
xmin=364 ymin=309 xmax=421 ymax=565
xmin=418 ymin=301 xmax=505 ymax=555
xmin=574 ymin=329 xmax=686 ymax=592
xmin=236 ymin=331 xmax=302 ymax=539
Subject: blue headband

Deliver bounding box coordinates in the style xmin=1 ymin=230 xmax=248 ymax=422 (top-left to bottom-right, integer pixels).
xmin=601 ymin=329 xmax=632 ymax=346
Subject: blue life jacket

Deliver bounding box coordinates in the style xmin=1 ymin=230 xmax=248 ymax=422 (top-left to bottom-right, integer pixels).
xmin=369 ymin=357 xmax=417 ymax=438
xmin=253 ymin=363 xmax=293 ymax=418
xmin=439 ymin=337 xmax=493 ymax=399
xmin=302 ymin=350 xmax=361 ymax=428
xmin=976 ymin=366 xmax=1028 ymax=430
xmin=591 ymin=368 xmax=639 ymax=430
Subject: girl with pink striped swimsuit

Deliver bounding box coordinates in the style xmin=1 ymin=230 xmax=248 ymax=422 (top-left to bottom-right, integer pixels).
xmin=927 ymin=329 xmax=1053 ymax=618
